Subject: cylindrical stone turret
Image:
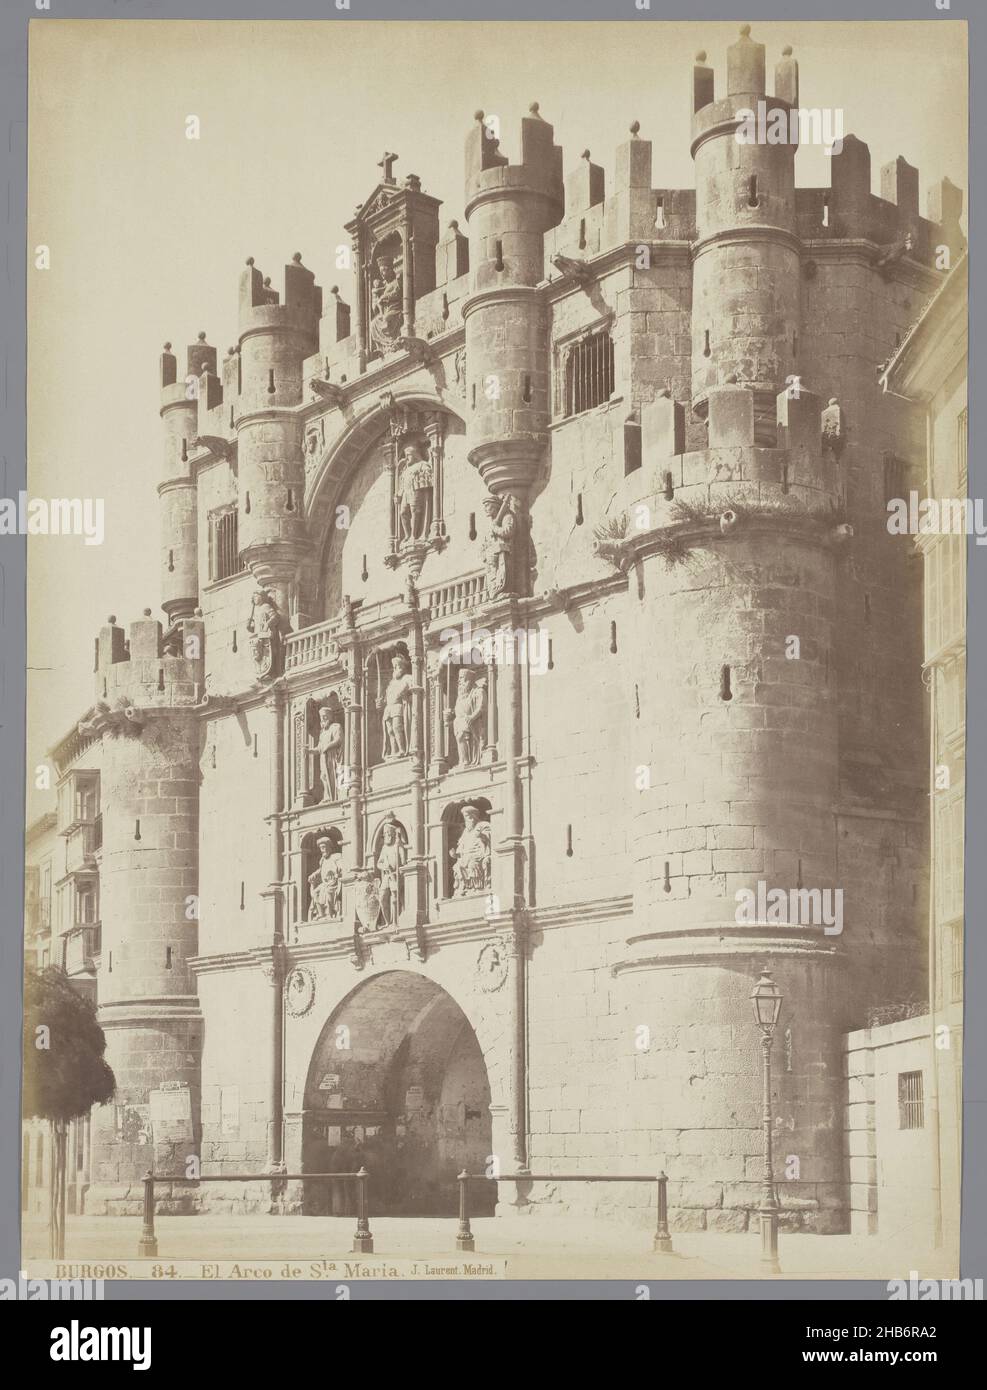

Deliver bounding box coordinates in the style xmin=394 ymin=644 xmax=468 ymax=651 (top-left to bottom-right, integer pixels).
xmin=158 ymin=340 xmax=202 ymax=620
xmin=462 ymin=106 xmax=564 ymax=500
xmin=690 ymin=27 xmax=800 ymax=416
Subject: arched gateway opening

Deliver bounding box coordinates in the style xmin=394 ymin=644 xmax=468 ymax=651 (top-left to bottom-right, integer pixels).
xmin=301 ymin=972 xmax=494 ymax=1217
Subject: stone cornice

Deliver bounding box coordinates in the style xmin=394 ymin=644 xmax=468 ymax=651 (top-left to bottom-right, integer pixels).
xmin=189 ymin=895 xmax=634 ymax=976
xmin=612 ymin=926 xmax=843 ymax=977
xmin=803 ymin=238 xmax=943 ymax=293
xmin=693 ymin=225 xmax=801 ymax=260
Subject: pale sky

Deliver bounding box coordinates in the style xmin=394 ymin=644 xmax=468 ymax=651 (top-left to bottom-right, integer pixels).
xmin=24 ymin=18 xmax=968 ymax=817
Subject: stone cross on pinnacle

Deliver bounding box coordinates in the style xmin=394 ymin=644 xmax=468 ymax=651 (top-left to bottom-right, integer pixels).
xmin=378 ymin=151 xmax=399 ymax=184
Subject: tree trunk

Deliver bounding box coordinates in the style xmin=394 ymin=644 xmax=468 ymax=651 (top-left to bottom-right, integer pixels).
xmin=48 ymin=1119 xmax=67 ymax=1260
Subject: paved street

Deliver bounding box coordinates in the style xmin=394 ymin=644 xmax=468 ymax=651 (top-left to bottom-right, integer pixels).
xmin=21 ymin=1214 xmax=950 ymax=1283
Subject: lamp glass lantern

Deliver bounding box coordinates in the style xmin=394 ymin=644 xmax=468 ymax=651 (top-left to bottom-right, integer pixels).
xmin=750 ymin=969 xmax=783 ymax=1034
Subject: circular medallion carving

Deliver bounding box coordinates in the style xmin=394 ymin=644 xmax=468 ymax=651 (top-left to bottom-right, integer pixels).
xmin=284 ymin=966 xmax=316 ymax=1017
xmin=476 ymin=939 xmax=509 ymax=993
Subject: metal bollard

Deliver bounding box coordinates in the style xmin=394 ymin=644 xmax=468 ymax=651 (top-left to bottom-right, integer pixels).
xmin=352 ymin=1167 xmax=374 ymax=1254
xmin=653 ymin=1171 xmax=673 ymax=1253
xmin=455 ymin=1171 xmax=475 ymax=1252
xmin=138 ymin=1171 xmax=158 ymax=1258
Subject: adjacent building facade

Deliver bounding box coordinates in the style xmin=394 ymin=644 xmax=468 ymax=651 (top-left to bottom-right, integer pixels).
xmin=28 ymin=29 xmax=966 ymax=1238
xmin=847 ymin=252 xmax=968 ymax=1248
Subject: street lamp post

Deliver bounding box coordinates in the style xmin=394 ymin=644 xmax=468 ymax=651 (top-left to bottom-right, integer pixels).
xmin=751 ymin=968 xmax=783 ymax=1275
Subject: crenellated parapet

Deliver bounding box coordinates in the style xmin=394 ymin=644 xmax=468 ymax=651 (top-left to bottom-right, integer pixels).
xmin=796 ymin=139 xmax=965 ymax=266
xmin=237 ymin=253 xmax=322 ymax=413
xmin=94 ymin=609 xmax=206 ymax=711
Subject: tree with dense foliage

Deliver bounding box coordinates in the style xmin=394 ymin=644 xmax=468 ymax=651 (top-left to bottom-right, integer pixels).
xmin=23 ymin=967 xmax=115 ymax=1257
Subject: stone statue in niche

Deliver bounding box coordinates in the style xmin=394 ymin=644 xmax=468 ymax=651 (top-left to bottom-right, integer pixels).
xmin=310 ymin=697 xmax=344 ymax=802
xmin=451 ymin=805 xmax=492 ymax=897
xmin=247 ymin=590 xmax=289 ymax=680
xmin=308 ymin=837 xmax=343 ymax=921
xmin=369 ymin=253 xmax=403 ymax=355
xmin=374 ymin=814 xmax=407 ymax=927
xmin=397 ymin=443 xmax=434 ymax=543
xmin=377 ymin=651 xmax=414 ymax=759
xmin=481 ymin=495 xmax=519 ymax=599
xmin=447 ymin=668 xmax=486 ymax=768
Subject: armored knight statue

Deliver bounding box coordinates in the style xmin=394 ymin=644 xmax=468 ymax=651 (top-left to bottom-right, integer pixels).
xmin=378 ymin=651 xmax=414 ymax=759
xmin=246 ymin=590 xmax=289 ymax=679
xmin=375 ymin=816 xmax=406 ymax=926
xmin=397 ymin=443 xmax=434 ymax=543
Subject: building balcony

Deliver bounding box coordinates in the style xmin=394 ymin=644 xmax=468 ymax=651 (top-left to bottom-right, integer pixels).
xmin=284 ymin=617 xmax=343 ymax=674
xmin=57 ymin=770 xmax=100 ymax=837
xmin=63 ymin=923 xmax=100 ymax=976
xmin=64 ymin=822 xmax=100 ymax=874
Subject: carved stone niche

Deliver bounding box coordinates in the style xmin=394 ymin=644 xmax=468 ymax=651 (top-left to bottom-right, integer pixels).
xmin=301 ymin=826 xmax=345 ymax=927
xmin=383 ymin=406 xmax=449 ymax=575
xmin=344 ymin=158 xmax=440 ymax=367
xmin=365 ymin=640 xmax=414 ymax=768
xmin=442 ymin=798 xmax=493 ymax=900
xmin=433 ymin=647 xmax=495 ymax=774
xmin=292 ymin=691 xmax=347 ymax=807
xmin=353 ymin=812 xmax=409 ymax=934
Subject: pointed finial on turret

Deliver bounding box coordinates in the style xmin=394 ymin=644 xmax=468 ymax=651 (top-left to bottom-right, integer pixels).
xmin=776 ymin=43 xmax=799 ymax=103
xmin=163 ymin=341 xmax=172 ymax=351
xmin=581 ymin=149 xmax=591 ymax=161
xmin=292 ymin=252 xmax=303 ymax=263
xmin=330 ymin=285 xmax=340 ymax=297
xmin=108 ymin=615 xmax=117 ymax=625
xmin=740 ymin=24 xmax=752 ymax=38
xmin=246 ymin=256 xmax=254 ymax=266
xmin=143 ymin=608 xmax=152 ymax=617
xmin=474 ymin=109 xmax=485 ymax=122
xmin=630 ymin=121 xmax=641 ymax=138
xmin=449 ymin=219 xmax=459 ymax=230
xmin=263 ymin=277 xmax=272 ymax=286
xmin=529 ymin=101 xmax=542 ymax=117
xmin=227 ymin=346 xmax=235 ymax=356
xmin=696 ymin=50 xmax=706 ymax=62
xmin=197 ymin=331 xmax=207 ymax=342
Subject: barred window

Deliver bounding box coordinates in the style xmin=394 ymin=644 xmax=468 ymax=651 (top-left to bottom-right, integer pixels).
xmin=210 ymin=508 xmax=243 ymax=582
xmin=957 ymin=406 xmax=968 ymax=492
xmin=898 ymin=1071 xmax=924 ymax=1130
xmin=563 ymin=330 xmax=614 ymax=418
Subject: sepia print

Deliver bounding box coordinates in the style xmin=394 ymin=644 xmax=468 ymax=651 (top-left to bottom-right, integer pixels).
xmin=21 ymin=17 xmax=968 ymax=1283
